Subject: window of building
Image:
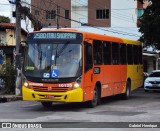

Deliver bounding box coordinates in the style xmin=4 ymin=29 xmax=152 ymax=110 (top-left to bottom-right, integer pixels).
xmin=103 ymin=41 xmax=111 ymax=65
xmin=96 ymin=9 xmax=109 ymax=19
xmin=112 ymin=42 xmax=119 ymax=65
xmin=65 ymin=10 xmax=69 ymax=19
xmin=93 ymin=40 xmax=102 ymax=65
xmin=158 ymin=59 xmax=160 ymax=70
xmin=120 ymin=44 xmax=127 ymax=64
xmin=153 ymin=60 xmax=156 ymax=70
xmin=46 ymin=10 xmax=56 ymax=19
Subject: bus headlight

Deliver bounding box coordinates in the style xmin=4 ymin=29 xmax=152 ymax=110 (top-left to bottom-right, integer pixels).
xmin=72 ymin=76 xmax=82 ymax=89
xmin=24 ymin=82 xmax=29 ymax=88
xmin=73 ymin=83 xmax=80 ymax=89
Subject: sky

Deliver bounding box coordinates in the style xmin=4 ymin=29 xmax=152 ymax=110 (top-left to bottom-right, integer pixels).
xmin=0 ymin=0 xmax=141 ymax=40
xmin=0 ymin=0 xmax=12 ymax=17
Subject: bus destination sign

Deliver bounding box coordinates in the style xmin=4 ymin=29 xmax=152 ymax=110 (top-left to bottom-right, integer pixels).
xmin=34 ymin=33 xmax=77 ymax=40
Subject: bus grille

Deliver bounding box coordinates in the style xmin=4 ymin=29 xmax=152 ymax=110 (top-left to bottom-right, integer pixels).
xmin=32 ymin=86 xmax=70 ymax=92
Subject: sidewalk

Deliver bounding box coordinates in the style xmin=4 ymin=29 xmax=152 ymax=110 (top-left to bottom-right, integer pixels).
xmin=0 ymin=95 xmax=22 ymax=103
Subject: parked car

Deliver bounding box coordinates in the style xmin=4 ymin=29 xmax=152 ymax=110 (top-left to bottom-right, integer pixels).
xmin=144 ymin=70 xmax=160 ymax=92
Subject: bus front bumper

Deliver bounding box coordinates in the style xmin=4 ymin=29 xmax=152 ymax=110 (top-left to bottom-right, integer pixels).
xmin=22 ymin=86 xmax=83 ymax=102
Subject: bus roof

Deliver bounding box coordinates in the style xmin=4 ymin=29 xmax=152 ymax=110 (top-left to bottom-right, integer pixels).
xmin=29 ymin=28 xmax=141 ymax=45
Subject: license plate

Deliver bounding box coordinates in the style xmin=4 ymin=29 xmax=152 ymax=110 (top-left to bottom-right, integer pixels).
xmin=45 ymin=95 xmax=54 ymax=99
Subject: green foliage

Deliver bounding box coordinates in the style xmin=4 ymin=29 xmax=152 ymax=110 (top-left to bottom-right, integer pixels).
xmin=0 ymin=15 xmax=10 ymax=23
xmin=138 ymin=0 xmax=160 ymax=49
xmin=0 ymin=62 xmax=16 ymax=94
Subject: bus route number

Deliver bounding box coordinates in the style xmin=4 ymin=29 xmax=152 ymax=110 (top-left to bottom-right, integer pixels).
xmin=59 ymin=84 xmax=72 ymax=87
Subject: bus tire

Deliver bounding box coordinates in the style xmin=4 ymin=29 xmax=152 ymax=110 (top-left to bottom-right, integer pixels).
xmin=121 ymin=80 xmax=131 ymax=100
xmin=41 ymin=102 xmax=52 ymax=107
xmin=87 ymin=85 xmax=100 ymax=108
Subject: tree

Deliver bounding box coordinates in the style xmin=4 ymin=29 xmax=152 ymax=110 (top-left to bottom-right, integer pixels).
xmin=0 ymin=16 xmax=10 ymax=23
xmin=138 ymin=0 xmax=160 ymax=49
xmin=19 ymin=4 xmax=42 ymax=31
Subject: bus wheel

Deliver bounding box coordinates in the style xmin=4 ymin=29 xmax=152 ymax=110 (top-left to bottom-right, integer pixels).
xmin=41 ymin=102 xmax=52 ymax=107
xmin=121 ymin=80 xmax=131 ymax=100
xmin=88 ymin=85 xmax=99 ymax=108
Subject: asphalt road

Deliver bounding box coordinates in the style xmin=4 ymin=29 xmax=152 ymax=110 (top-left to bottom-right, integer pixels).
xmin=0 ymin=88 xmax=160 ymax=129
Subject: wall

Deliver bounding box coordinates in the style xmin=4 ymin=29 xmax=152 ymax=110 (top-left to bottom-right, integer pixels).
xmin=31 ymin=0 xmax=71 ymax=28
xmin=71 ymin=0 xmax=88 ymax=27
xmin=88 ymin=0 xmax=111 ymax=27
xmin=143 ymin=54 xmax=158 ymax=74
xmin=4 ymin=29 xmax=26 ymax=46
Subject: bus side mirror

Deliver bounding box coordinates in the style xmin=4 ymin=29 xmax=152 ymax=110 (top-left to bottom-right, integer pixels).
xmin=19 ymin=41 xmax=28 ymax=68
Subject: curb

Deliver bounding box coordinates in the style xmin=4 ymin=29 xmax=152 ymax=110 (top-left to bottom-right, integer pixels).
xmin=0 ymin=95 xmax=22 ymax=103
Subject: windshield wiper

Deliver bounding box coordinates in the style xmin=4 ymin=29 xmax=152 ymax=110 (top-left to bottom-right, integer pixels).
xmin=39 ymin=51 xmax=42 ymax=69
xmin=57 ymin=41 xmax=69 ymax=57
xmin=54 ymin=41 xmax=70 ymax=66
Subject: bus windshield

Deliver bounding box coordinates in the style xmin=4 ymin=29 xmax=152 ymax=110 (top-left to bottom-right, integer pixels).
xmin=24 ymin=42 xmax=82 ymax=79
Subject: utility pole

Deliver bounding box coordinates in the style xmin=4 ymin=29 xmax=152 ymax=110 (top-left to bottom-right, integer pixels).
xmin=15 ymin=0 xmax=22 ymax=95
xmin=57 ymin=5 xmax=60 ymax=29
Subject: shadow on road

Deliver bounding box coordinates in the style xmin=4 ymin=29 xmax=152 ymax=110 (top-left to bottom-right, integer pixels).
xmin=24 ymin=88 xmax=160 ymax=112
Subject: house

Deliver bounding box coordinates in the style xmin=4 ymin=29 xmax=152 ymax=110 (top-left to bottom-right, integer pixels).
xmin=0 ymin=23 xmax=27 ymax=64
xmin=143 ymin=50 xmax=160 ymax=74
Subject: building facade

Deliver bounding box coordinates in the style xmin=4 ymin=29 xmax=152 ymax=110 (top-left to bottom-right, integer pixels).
xmin=31 ymin=0 xmax=111 ymax=28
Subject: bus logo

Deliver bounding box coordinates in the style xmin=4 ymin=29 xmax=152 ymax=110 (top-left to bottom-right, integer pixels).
xmin=51 ymin=70 xmax=59 ymax=78
xmin=43 ymin=73 xmax=50 ymax=78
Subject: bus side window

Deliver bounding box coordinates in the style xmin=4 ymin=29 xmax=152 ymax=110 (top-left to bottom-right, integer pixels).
xmin=103 ymin=41 xmax=111 ymax=65
xmin=93 ymin=40 xmax=102 ymax=65
xmin=127 ymin=44 xmax=133 ymax=65
xmin=84 ymin=42 xmax=93 ymax=72
xmin=120 ymin=43 xmax=127 ymax=65
xmin=112 ymin=42 xmax=119 ymax=65
xmin=133 ymin=45 xmax=139 ymax=64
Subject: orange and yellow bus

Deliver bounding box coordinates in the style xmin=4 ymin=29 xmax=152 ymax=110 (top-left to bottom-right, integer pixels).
xmin=22 ymin=29 xmax=143 ymax=107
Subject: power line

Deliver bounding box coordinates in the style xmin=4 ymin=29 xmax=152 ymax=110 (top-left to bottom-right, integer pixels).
xmin=111 ymin=8 xmax=135 ymax=10
xmin=38 ymin=0 xmax=135 ymax=26
xmin=112 ymin=10 xmax=134 ymax=20
xmin=0 ymin=4 xmax=10 ymax=5
xmin=43 ymin=0 xmax=90 ymax=25
xmin=21 ymin=1 xmax=140 ymax=38
xmin=79 ymin=0 xmax=136 ymax=23
xmin=71 ymin=0 xmax=135 ymax=24
xmin=22 ymin=1 xmax=140 ymax=37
